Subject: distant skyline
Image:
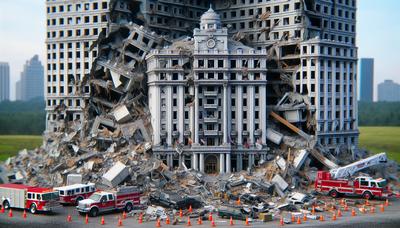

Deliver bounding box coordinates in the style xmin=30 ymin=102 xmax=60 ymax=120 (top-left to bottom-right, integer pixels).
xmin=1 ymin=0 xmax=400 ymax=100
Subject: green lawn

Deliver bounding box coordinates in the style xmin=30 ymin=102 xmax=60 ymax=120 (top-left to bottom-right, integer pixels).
xmin=359 ymin=127 xmax=400 ymax=163
xmin=0 ymin=135 xmax=42 ymax=161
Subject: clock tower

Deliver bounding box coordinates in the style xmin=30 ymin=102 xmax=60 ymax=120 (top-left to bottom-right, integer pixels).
xmin=194 ymin=6 xmax=228 ymax=52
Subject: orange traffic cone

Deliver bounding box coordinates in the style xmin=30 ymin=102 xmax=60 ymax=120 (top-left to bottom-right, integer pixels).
xmin=101 ymin=216 xmax=105 ymax=225
xmin=118 ymin=216 xmax=123 ymax=227
xmin=337 ymin=209 xmax=342 ymax=217
xmin=332 ymin=213 xmax=337 ymax=221
xmin=344 ymin=204 xmax=349 ymax=211
xmin=180 ymin=209 xmax=183 ymax=218
xmin=22 ymin=210 xmax=27 ymax=219
xmin=8 ymin=209 xmax=12 ymax=218
xmin=380 ymin=204 xmax=385 ymax=212
xmin=208 ymin=213 xmax=213 ymax=221
xmin=67 ymin=214 xmax=72 ymax=222
xmin=0 ymin=206 xmax=4 ymax=214
xmin=291 ymin=213 xmax=295 ymax=223
xmin=187 ymin=217 xmax=192 ymax=226
xmin=197 ymin=216 xmax=203 ymax=225
xmin=138 ymin=213 xmax=143 ymax=224
xmin=122 ymin=211 xmax=127 ymax=219
xmin=189 ymin=205 xmax=193 ymax=213
xmin=245 ymin=216 xmax=250 ymax=226
xmin=229 ymin=216 xmax=234 ymax=226
xmin=303 ymin=213 xmax=307 ymax=221
xmin=85 ymin=214 xmax=89 ymax=224
xmin=166 ymin=216 xmax=170 ymax=225
xmin=296 ymin=217 xmax=301 ymax=224
xmin=319 ymin=215 xmax=324 ymax=222
xmin=312 ymin=206 xmax=315 ymax=215
xmin=279 ymin=216 xmax=284 ymax=226
xmin=385 ymin=199 xmax=389 ymax=207
xmin=236 ymin=198 xmax=241 ymax=205
xmin=365 ymin=199 xmax=370 ymax=206
xmin=370 ymin=206 xmax=375 ymax=214
xmin=211 ymin=219 xmax=216 ymax=227
xmin=156 ymin=218 xmax=161 ymax=227
xmin=351 ymin=208 xmax=356 ymax=216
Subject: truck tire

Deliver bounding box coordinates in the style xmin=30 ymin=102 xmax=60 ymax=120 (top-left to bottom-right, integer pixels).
xmin=75 ymin=196 xmax=84 ymax=205
xmin=125 ymin=203 xmax=133 ymax=212
xmin=29 ymin=204 xmax=37 ymax=214
xmin=89 ymin=207 xmax=99 ymax=217
xmin=362 ymin=191 xmax=372 ymax=199
xmin=3 ymin=200 xmax=10 ymax=209
xmin=329 ymin=189 xmax=339 ymax=198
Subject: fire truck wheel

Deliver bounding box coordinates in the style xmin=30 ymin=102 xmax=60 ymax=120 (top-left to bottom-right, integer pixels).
xmin=29 ymin=204 xmax=37 ymax=214
xmin=3 ymin=200 xmax=10 ymax=209
xmin=362 ymin=191 xmax=372 ymax=199
xmin=89 ymin=207 xmax=99 ymax=217
xmin=75 ymin=196 xmax=84 ymax=204
xmin=329 ymin=189 xmax=339 ymax=198
xmin=124 ymin=203 xmax=133 ymax=212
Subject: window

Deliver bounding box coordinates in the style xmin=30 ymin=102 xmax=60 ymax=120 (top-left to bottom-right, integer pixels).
xmin=108 ymin=194 xmax=113 ymax=201
xmin=28 ymin=193 xmax=32 ymax=199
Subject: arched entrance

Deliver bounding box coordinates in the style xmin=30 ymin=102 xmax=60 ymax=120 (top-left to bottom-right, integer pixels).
xmin=204 ymin=154 xmax=218 ymax=174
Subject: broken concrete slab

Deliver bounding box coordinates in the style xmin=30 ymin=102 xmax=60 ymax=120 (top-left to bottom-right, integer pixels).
xmin=102 ymin=161 xmax=130 ymax=187
xmin=271 ymin=174 xmax=288 ymax=192
xmin=266 ymin=128 xmax=283 ymax=145
xmin=293 ymin=150 xmax=309 ymax=170
xmin=67 ymin=174 xmax=82 ymax=185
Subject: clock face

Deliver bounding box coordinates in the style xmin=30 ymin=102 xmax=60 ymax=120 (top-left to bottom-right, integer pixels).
xmin=207 ymin=39 xmax=216 ymax=48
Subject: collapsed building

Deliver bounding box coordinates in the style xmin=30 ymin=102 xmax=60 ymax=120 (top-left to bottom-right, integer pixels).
xmin=4 ymin=0 xmax=398 ymax=220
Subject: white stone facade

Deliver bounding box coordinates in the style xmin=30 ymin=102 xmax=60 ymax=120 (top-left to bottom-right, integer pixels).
xmin=45 ymin=0 xmax=109 ymax=132
xmin=147 ymin=8 xmax=270 ymax=173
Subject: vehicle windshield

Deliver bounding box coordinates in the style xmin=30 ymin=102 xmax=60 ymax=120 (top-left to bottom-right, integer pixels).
xmin=89 ymin=193 xmax=102 ymax=201
xmin=377 ymin=180 xmax=388 ymax=188
xmin=42 ymin=192 xmax=59 ymax=201
xmin=59 ymin=190 xmax=65 ymax=196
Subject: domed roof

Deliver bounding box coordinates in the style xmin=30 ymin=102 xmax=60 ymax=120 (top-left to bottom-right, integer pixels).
xmin=200 ymin=6 xmax=220 ymax=23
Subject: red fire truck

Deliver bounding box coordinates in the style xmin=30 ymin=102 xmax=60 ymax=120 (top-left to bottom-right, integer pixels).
xmin=315 ymin=171 xmax=392 ymax=199
xmin=76 ymin=186 xmax=141 ymax=217
xmin=0 ymin=184 xmax=60 ymax=213
xmin=54 ymin=183 xmax=96 ymax=205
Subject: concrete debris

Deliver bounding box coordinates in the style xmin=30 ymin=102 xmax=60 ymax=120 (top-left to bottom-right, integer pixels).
xmin=67 ymin=174 xmax=82 ymax=185
xmin=1 ymin=0 xmax=398 ymax=221
xmin=102 ymin=161 xmax=130 ymax=187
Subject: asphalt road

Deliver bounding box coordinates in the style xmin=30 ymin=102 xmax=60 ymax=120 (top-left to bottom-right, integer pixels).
xmin=0 ymin=198 xmax=399 ymax=228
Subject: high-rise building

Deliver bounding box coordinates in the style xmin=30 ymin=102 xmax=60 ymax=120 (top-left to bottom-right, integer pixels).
xmin=15 ymin=80 xmax=22 ymax=101
xmin=0 ymin=62 xmax=10 ymax=102
xmin=378 ymin=80 xmax=400 ymax=102
xmin=214 ymin=0 xmax=359 ymax=152
xmin=359 ymin=58 xmax=374 ymax=102
xmin=45 ymin=0 xmax=109 ymax=132
xmin=18 ymin=55 xmax=44 ymax=101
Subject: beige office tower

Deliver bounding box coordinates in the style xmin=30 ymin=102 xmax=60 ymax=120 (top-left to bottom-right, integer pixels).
xmin=45 ymin=0 xmax=109 ymax=132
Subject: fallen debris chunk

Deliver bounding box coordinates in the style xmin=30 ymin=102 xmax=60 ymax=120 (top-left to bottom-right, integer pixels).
xmin=102 ymin=161 xmax=130 ymax=187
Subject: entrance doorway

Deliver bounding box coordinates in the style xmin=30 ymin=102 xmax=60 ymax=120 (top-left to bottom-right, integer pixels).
xmin=205 ymin=154 xmax=218 ymax=174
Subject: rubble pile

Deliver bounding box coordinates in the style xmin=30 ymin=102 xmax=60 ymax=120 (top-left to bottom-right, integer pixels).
xmin=1 ymin=0 xmax=399 ymax=222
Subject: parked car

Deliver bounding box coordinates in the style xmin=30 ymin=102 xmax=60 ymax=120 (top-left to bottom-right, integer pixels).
xmin=218 ymin=206 xmax=255 ymax=220
xmin=149 ymin=191 xmax=203 ymax=209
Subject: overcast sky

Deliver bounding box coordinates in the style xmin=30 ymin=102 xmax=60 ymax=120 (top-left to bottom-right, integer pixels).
xmin=0 ymin=0 xmax=399 ymax=101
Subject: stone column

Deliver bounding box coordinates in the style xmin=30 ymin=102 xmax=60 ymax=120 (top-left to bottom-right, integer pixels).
xmin=226 ymin=153 xmax=231 ymax=173
xmin=236 ymin=154 xmax=242 ymax=171
xmin=248 ymin=86 xmax=255 ymax=146
xmin=260 ymin=85 xmax=267 ymax=145
xmin=223 ymin=84 xmax=229 ymax=144
xmin=199 ymin=153 xmax=204 ymax=172
xmin=237 ymin=86 xmax=243 ymax=146
xmin=166 ymin=86 xmax=173 ymax=146
xmin=194 ymin=84 xmax=199 ymax=144
xmin=178 ymin=86 xmax=184 ymax=143
xmin=219 ymin=153 xmax=225 ymax=174
xmin=248 ymin=154 xmax=253 ymax=169
xmin=193 ymin=153 xmax=198 ymax=170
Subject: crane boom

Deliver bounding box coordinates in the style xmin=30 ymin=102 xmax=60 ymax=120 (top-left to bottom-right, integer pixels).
xmin=329 ymin=153 xmax=387 ymax=179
